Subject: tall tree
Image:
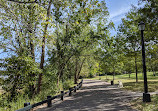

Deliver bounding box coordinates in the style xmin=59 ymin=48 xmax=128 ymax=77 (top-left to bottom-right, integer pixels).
xmin=118 ymin=6 xmax=142 ymax=82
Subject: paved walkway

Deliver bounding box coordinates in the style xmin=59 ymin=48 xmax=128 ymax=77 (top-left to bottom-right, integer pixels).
xmin=37 ymin=79 xmax=141 ymax=111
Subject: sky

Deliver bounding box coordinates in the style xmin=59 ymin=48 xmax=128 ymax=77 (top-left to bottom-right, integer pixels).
xmin=105 ymin=0 xmax=139 ymax=36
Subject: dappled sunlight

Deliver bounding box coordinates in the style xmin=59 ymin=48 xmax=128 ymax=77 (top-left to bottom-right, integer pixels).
xmin=37 ymin=79 xmax=137 ymax=111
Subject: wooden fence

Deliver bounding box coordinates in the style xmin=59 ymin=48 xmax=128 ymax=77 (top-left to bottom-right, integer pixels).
xmin=16 ymin=79 xmax=83 ymax=111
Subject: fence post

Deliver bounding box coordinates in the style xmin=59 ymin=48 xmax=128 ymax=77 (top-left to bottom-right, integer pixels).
xmin=77 ymin=84 xmax=79 ymax=90
xmin=24 ymin=102 xmax=30 ymax=111
xmin=81 ymin=79 xmax=83 ymax=87
xmin=24 ymin=102 xmax=30 ymax=107
xmin=69 ymin=88 xmax=72 ymax=96
xmin=47 ymin=96 xmax=52 ymax=107
xmin=74 ymin=86 xmax=76 ymax=92
xmin=111 ymin=81 xmax=114 ymax=85
xmin=79 ymin=83 xmax=81 ymax=88
xmin=61 ymin=91 xmax=64 ymax=101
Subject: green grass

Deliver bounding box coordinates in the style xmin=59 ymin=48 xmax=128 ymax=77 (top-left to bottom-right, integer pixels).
xmin=89 ymin=72 xmax=158 ymax=92
xmin=131 ymin=94 xmax=158 ymax=111
xmin=90 ymin=72 xmax=158 ymax=111
xmin=123 ymin=81 xmax=158 ymax=92
xmin=0 ymin=94 xmax=41 ymax=111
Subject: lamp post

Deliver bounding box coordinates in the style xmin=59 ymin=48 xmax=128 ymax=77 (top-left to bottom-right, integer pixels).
xmin=138 ymin=21 xmax=151 ymax=102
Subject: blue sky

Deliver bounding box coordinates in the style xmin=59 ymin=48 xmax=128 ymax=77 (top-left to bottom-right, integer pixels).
xmin=105 ymin=0 xmax=139 ymax=36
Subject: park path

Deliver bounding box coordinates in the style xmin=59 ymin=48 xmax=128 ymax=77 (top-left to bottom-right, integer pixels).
xmin=37 ymin=79 xmax=141 ymax=111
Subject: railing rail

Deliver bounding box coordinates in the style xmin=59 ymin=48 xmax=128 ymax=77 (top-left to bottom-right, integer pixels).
xmin=16 ymin=79 xmax=83 ymax=111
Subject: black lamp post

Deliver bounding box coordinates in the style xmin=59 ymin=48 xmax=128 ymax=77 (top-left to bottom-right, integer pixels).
xmin=138 ymin=21 xmax=151 ymax=102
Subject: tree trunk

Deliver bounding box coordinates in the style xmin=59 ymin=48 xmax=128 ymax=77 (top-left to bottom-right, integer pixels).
xmin=153 ymin=69 xmax=155 ymax=76
xmin=129 ymin=73 xmax=130 ymax=78
xmin=135 ymin=53 xmax=138 ymax=82
xmin=37 ymin=0 xmax=52 ymax=93
xmin=106 ymin=74 xmax=108 ymax=80
xmin=28 ymin=4 xmax=36 ymax=96
xmin=113 ymin=66 xmax=115 ymax=81
xmin=74 ymin=57 xmax=78 ymax=84
xmin=77 ymin=58 xmax=86 ymax=79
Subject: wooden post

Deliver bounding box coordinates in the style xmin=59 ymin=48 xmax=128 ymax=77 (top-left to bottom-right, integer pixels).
xmin=81 ymin=79 xmax=83 ymax=87
xmin=24 ymin=102 xmax=30 ymax=107
xmin=77 ymin=85 xmax=79 ymax=90
xmin=79 ymin=83 xmax=81 ymax=88
xmin=61 ymin=91 xmax=64 ymax=101
xmin=24 ymin=102 xmax=30 ymax=111
xmin=74 ymin=86 xmax=76 ymax=92
xmin=69 ymin=88 xmax=72 ymax=96
xmin=111 ymin=81 xmax=114 ymax=85
xmin=47 ymin=96 xmax=52 ymax=107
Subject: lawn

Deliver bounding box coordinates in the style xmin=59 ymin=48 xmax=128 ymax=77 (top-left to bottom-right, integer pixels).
xmin=89 ymin=72 xmax=158 ymax=92
xmin=131 ymin=94 xmax=158 ymax=111
xmin=89 ymin=72 xmax=158 ymax=111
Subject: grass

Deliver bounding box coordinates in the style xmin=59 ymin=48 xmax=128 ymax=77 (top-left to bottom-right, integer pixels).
xmin=89 ymin=72 xmax=158 ymax=92
xmin=0 ymin=79 xmax=78 ymax=111
xmin=89 ymin=72 xmax=158 ymax=111
xmin=0 ymin=94 xmax=41 ymax=111
xmin=123 ymin=81 xmax=158 ymax=92
xmin=131 ymin=94 xmax=158 ymax=111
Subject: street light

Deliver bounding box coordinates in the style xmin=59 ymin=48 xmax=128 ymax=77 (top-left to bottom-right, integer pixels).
xmin=138 ymin=21 xmax=151 ymax=102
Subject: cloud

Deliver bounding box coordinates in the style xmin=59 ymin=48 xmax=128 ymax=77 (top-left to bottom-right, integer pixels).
xmin=111 ymin=14 xmax=125 ymax=23
xmin=109 ymin=6 xmax=131 ymax=20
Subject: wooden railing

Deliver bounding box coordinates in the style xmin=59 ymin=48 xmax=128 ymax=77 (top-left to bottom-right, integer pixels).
xmin=16 ymin=79 xmax=83 ymax=111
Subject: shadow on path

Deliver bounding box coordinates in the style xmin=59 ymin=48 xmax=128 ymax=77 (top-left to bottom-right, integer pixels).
xmin=37 ymin=79 xmax=138 ymax=111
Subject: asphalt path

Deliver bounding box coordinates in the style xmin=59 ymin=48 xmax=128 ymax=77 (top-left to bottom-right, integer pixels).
xmin=37 ymin=79 xmax=139 ymax=111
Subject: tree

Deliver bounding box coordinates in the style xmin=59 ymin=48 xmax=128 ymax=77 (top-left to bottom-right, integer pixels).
xmin=118 ymin=6 xmax=142 ymax=82
xmin=0 ymin=0 xmax=44 ymax=96
xmin=138 ymin=0 xmax=158 ymax=74
xmin=47 ymin=0 xmax=110 ymax=85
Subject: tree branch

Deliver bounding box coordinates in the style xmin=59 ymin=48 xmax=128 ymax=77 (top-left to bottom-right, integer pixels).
xmin=7 ymin=0 xmax=37 ymax=4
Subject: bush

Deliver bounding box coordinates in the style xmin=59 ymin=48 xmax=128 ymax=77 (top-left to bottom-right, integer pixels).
xmin=63 ymin=79 xmax=73 ymax=90
xmin=88 ymin=73 xmax=94 ymax=78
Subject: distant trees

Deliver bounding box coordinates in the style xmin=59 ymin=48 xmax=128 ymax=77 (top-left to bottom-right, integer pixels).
xmin=118 ymin=6 xmax=141 ymax=82
xmin=117 ymin=0 xmax=158 ymax=80
xmin=138 ymin=0 xmax=158 ymax=75
xmin=95 ymin=0 xmax=157 ymax=83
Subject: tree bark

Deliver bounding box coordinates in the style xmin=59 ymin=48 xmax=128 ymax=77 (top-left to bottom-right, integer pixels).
xmin=113 ymin=65 xmax=115 ymax=81
xmin=77 ymin=58 xmax=86 ymax=79
xmin=37 ymin=0 xmax=52 ymax=93
xmin=135 ymin=53 xmax=138 ymax=82
xmin=74 ymin=57 xmax=78 ymax=84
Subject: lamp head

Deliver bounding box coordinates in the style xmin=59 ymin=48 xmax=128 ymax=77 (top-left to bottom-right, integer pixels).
xmin=138 ymin=21 xmax=145 ymax=31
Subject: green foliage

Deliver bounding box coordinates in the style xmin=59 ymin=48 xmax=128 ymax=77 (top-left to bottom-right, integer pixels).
xmin=0 ymin=93 xmax=41 ymax=111
xmin=88 ymin=73 xmax=95 ymax=78
xmin=0 ymin=0 xmax=112 ymax=110
xmin=0 ymin=55 xmax=41 ymax=100
xmin=0 ymin=78 xmax=4 ymax=85
xmin=116 ymin=0 xmax=158 ymax=82
xmin=62 ymin=79 xmax=74 ymax=90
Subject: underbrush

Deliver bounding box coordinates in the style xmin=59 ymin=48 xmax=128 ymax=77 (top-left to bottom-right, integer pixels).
xmin=0 ymin=94 xmax=41 ymax=111
xmin=0 ymin=79 xmax=74 ymax=111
